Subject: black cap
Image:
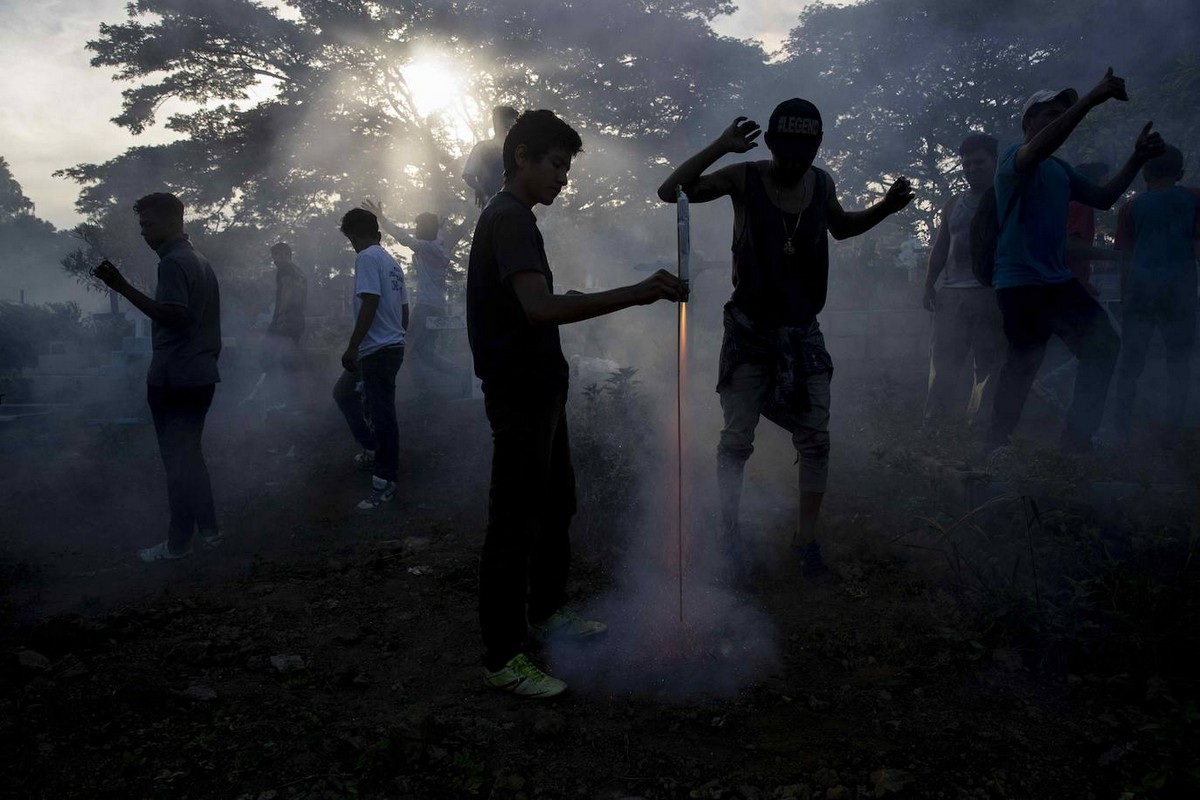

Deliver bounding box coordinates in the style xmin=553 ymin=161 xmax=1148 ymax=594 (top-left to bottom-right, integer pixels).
xmin=765 ymin=98 xmax=823 ymax=157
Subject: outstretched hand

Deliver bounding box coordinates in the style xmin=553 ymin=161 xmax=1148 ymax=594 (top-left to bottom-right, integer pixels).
xmin=360 ymin=198 xmax=386 ymax=220
xmin=91 ymin=260 xmax=128 ymax=292
xmin=1086 ymin=67 xmax=1129 ymax=105
xmin=1133 ymin=121 xmax=1165 ymax=163
xmin=633 ymin=269 xmax=689 ymax=305
xmin=882 ymin=177 xmax=915 ymax=214
xmin=718 ymin=116 xmax=761 ymax=154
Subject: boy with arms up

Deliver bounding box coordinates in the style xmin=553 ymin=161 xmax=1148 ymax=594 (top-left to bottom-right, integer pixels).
xmin=656 ymin=99 xmax=914 ymax=577
xmin=469 ymin=109 xmax=687 ymax=697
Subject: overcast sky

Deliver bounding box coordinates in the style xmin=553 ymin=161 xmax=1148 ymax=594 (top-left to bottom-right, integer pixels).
xmin=0 ymin=0 xmax=826 ymax=229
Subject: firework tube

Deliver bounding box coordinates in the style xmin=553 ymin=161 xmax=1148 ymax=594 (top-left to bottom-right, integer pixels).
xmin=676 ymin=186 xmax=690 ymax=300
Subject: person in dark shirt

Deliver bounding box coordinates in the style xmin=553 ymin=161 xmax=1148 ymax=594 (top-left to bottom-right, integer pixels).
xmin=657 ymin=99 xmax=913 ymax=579
xmin=468 ymin=109 xmax=687 ymax=698
xmin=93 ymin=192 xmax=222 ymax=562
xmin=463 ymin=105 xmax=519 ymax=208
xmin=263 ymin=242 xmax=308 ymax=410
xmin=1113 ymin=145 xmax=1200 ymax=441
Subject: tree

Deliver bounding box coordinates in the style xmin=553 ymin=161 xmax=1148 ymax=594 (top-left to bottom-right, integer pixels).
xmin=58 ymin=0 xmax=767 ymax=301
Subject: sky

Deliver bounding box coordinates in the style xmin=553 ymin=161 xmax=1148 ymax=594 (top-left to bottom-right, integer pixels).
xmin=0 ymin=0 xmax=830 ymax=230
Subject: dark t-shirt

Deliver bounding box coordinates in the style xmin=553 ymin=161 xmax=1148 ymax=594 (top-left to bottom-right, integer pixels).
xmin=269 ymin=261 xmax=307 ymax=339
xmin=148 ymin=236 xmax=222 ymax=387
xmin=466 ymin=191 xmax=569 ymax=395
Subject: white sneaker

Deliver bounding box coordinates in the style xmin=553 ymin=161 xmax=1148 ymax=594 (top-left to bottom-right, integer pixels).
xmin=356 ymin=476 xmax=396 ymax=511
xmin=529 ymin=607 xmax=607 ymax=644
xmin=482 ymin=653 xmax=567 ymax=698
xmin=138 ymin=541 xmax=192 ymax=563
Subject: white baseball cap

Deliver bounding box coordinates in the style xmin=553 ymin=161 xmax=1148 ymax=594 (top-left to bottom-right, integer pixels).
xmin=1021 ymin=88 xmax=1079 ymax=120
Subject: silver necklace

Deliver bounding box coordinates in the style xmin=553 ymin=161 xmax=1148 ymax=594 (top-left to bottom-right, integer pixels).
xmin=774 ymin=172 xmax=812 ymax=256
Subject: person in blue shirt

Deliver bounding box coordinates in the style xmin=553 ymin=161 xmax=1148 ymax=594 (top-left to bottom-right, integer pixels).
xmin=1112 ymin=145 xmax=1200 ymax=441
xmin=985 ymin=68 xmax=1164 ymax=454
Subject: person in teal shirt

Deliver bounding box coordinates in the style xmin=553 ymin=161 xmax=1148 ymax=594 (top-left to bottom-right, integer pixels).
xmin=1113 ymin=145 xmax=1200 ymax=440
xmin=985 ymin=68 xmax=1164 ymax=455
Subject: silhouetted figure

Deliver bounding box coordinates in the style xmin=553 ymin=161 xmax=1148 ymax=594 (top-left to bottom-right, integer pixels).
xmin=984 ymin=69 xmax=1164 ymax=455
xmin=468 ymin=110 xmax=687 ymax=697
xmin=657 ymin=99 xmax=914 ymax=578
xmin=331 ymin=209 xmax=409 ymax=511
xmin=922 ymin=134 xmax=1006 ymax=427
xmin=1113 ymin=145 xmax=1200 ymax=442
xmin=361 ymin=200 xmax=467 ymax=392
xmin=265 ymin=242 xmax=307 ymax=408
xmin=463 ymin=105 xmax=519 ymax=208
xmin=93 ymin=192 xmax=222 ymax=562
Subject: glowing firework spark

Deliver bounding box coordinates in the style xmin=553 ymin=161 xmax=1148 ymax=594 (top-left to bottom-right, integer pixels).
xmin=676 ymin=187 xmax=690 ymax=622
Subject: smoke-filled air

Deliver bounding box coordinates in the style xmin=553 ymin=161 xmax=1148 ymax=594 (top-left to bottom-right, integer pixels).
xmin=3 ymin=0 xmax=1200 ymax=796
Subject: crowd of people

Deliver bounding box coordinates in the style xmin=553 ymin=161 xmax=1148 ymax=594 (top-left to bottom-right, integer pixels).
xmin=89 ymin=65 xmax=1196 ymax=698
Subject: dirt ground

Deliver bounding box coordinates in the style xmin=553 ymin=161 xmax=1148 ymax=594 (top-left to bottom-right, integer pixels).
xmin=1 ymin=362 xmax=1197 ymax=800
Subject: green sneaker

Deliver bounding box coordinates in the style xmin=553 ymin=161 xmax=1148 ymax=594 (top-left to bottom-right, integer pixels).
xmin=529 ymin=607 xmax=607 ymax=644
xmin=482 ymin=653 xmax=566 ymax=698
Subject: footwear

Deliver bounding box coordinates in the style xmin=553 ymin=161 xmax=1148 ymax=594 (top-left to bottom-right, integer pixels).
xmin=356 ymin=476 xmax=396 ymax=511
xmin=482 ymin=653 xmax=567 ymax=698
xmin=200 ymin=530 xmax=224 ymax=549
xmin=353 ymin=450 xmax=376 ymax=471
xmin=138 ymin=541 xmax=192 ymax=563
xmin=529 ymin=607 xmax=607 ymax=644
xmin=795 ymin=540 xmax=828 ymax=579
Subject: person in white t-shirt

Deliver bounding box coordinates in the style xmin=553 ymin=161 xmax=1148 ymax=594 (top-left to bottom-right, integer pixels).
xmin=361 ymin=200 xmax=468 ymax=389
xmin=332 ymin=208 xmax=409 ymax=511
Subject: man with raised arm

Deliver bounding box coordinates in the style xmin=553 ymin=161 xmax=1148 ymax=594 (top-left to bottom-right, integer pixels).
xmin=656 ymin=99 xmax=914 ymax=578
xmin=93 ymin=193 xmax=222 ymax=562
xmin=469 ymin=109 xmax=687 ymax=698
xmin=984 ymin=68 xmax=1164 ymax=455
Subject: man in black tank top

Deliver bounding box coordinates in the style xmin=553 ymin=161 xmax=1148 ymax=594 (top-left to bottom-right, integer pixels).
xmin=658 ymin=98 xmax=914 ymax=578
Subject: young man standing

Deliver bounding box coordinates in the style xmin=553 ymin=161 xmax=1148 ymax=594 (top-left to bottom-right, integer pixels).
xmin=265 ymin=242 xmax=308 ymax=408
xmin=332 ymin=208 xmax=409 ymax=511
xmin=1113 ymin=145 xmax=1200 ymax=442
xmin=361 ymin=201 xmax=465 ymax=387
xmin=468 ymin=109 xmax=687 ymax=697
xmin=463 ymin=105 xmax=519 ymax=208
xmin=656 ymin=99 xmax=914 ymax=577
xmin=985 ymin=68 xmax=1164 ymax=455
xmin=922 ymin=134 xmax=1006 ymax=428
xmin=93 ymin=193 xmax=222 ymax=562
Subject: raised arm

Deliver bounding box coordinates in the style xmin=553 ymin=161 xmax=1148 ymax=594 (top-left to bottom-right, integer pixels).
xmin=1015 ymin=68 xmax=1128 ymax=174
xmin=93 ymin=260 xmax=189 ymax=329
xmin=656 ymin=117 xmax=760 ymax=204
xmin=510 ymin=270 xmax=687 ymax=327
xmin=826 ymin=174 xmax=914 ymax=241
xmin=1071 ymin=122 xmax=1165 ymax=210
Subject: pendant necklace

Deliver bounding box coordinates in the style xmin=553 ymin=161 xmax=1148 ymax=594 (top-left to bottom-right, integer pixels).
xmin=778 ymin=173 xmax=812 ymax=256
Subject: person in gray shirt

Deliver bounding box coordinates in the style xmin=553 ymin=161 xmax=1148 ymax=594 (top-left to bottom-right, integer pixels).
xmin=94 ymin=192 xmax=222 ymax=562
xmin=921 ymin=134 xmax=1006 ymax=428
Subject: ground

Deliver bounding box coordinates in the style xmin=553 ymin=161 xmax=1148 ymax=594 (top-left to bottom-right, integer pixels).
xmin=1 ymin=363 xmax=1198 ymax=800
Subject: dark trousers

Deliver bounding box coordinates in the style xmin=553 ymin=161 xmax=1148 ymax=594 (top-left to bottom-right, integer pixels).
xmin=332 ymin=345 xmax=404 ymax=482
xmin=147 ymin=384 xmax=217 ymax=551
xmin=987 ymin=281 xmax=1120 ymax=450
xmin=1114 ymin=302 xmax=1196 ymax=434
xmin=479 ymin=390 xmax=576 ymax=670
